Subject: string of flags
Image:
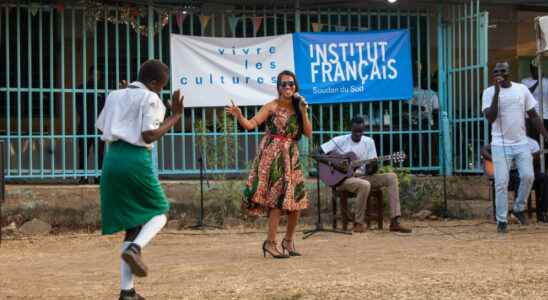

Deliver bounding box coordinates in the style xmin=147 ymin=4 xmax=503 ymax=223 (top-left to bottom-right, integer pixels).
xmin=3 ymin=1 xmax=369 ymax=36
xmin=227 ymin=16 xmax=265 ymax=36
xmin=310 ymin=22 xmax=370 ymax=32
xmin=15 ymin=2 xmax=65 ymax=16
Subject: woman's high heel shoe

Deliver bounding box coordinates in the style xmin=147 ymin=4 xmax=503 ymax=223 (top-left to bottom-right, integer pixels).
xmin=281 ymin=238 xmax=302 ymax=257
xmin=262 ymin=240 xmax=289 ymax=259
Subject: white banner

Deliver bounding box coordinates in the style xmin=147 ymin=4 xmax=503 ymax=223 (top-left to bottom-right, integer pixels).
xmin=536 ymin=16 xmax=548 ymax=54
xmin=170 ymin=34 xmax=295 ymax=107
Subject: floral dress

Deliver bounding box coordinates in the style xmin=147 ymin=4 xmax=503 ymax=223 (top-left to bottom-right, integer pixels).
xmin=243 ymin=106 xmax=309 ymax=215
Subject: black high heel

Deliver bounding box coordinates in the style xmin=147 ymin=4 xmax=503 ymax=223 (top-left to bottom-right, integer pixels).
xmin=262 ymin=240 xmax=289 ymax=259
xmin=119 ymin=288 xmax=145 ymax=300
xmin=281 ymin=238 xmax=302 ymax=257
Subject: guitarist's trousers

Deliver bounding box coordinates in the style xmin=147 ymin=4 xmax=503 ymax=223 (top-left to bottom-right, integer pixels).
xmin=336 ymin=172 xmax=401 ymax=224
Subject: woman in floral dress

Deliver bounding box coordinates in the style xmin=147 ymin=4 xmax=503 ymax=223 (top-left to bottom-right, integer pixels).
xmin=226 ymin=70 xmax=312 ymax=258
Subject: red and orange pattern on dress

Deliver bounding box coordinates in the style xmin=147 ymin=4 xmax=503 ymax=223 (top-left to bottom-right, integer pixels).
xmin=243 ymin=106 xmax=308 ymax=216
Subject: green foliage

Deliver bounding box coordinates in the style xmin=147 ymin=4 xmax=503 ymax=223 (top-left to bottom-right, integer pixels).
xmin=378 ymin=165 xmax=444 ymax=216
xmin=194 ymin=111 xmax=240 ymax=178
xmin=379 ymin=165 xmax=411 ymax=187
xmin=204 ymin=181 xmax=245 ymax=224
xmin=193 ymin=112 xmax=244 ymax=223
xmin=430 ymin=197 xmax=446 ymax=217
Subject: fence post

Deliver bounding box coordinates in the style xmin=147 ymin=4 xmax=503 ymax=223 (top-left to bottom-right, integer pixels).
xmin=1 ymin=140 xmax=5 ymax=246
xmin=293 ymin=0 xmax=311 ymax=162
xmin=146 ymin=3 xmax=160 ymax=174
xmin=437 ymin=6 xmax=453 ymax=175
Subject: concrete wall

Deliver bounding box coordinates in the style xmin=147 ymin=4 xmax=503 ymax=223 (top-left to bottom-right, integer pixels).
xmin=1 ymin=175 xmax=498 ymax=231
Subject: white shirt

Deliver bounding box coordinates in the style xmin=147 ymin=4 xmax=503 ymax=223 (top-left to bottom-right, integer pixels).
xmin=521 ymin=77 xmax=548 ymax=119
xmin=96 ymin=81 xmax=166 ymax=148
xmin=481 ymin=82 xmax=537 ymax=146
xmin=320 ymin=134 xmax=378 ymax=173
xmin=411 ymin=87 xmax=439 ymax=126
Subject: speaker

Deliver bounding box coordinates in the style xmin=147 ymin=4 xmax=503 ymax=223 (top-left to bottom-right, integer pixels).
xmin=536 ymin=16 xmax=548 ymax=54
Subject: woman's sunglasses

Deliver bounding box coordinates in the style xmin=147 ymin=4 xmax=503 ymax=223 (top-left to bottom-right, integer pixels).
xmin=279 ymin=80 xmax=295 ymax=88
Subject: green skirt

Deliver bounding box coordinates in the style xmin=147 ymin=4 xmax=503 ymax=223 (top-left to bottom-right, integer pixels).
xmin=100 ymin=140 xmax=169 ymax=235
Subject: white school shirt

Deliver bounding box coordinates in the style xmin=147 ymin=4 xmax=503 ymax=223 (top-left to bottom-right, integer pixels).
xmin=96 ymin=81 xmax=166 ymax=149
xmin=481 ymin=82 xmax=537 ymax=146
xmin=320 ymin=134 xmax=378 ymax=173
xmin=521 ymin=77 xmax=548 ymax=119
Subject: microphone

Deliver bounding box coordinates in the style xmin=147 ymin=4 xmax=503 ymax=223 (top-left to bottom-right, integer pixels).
xmin=494 ymin=76 xmax=503 ymax=84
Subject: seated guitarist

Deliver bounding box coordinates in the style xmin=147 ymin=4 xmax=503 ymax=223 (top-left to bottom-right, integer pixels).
xmin=319 ymin=116 xmax=412 ymax=233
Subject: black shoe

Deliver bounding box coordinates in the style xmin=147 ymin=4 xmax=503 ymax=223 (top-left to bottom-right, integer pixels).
xmin=497 ymin=222 xmax=508 ymax=233
xmin=121 ymin=243 xmax=148 ymax=277
xmin=389 ymin=216 xmax=412 ymax=233
xmin=119 ymin=288 xmax=145 ymax=300
xmin=512 ymin=211 xmax=529 ymax=225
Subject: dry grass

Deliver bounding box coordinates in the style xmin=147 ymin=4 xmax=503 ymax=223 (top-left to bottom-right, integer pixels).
xmin=2 ymin=220 xmax=548 ymax=299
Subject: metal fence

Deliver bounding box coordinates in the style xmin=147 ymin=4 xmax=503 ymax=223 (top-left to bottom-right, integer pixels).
xmin=443 ymin=2 xmax=489 ymax=174
xmin=0 ymin=1 xmax=487 ymax=180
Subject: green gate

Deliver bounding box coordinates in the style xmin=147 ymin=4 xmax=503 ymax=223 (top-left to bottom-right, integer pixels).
xmin=0 ymin=1 xmax=485 ymax=179
xmin=439 ymin=0 xmax=489 ymax=175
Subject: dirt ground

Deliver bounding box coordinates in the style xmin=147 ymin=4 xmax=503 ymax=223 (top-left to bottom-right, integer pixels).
xmin=2 ymin=220 xmax=548 ymax=300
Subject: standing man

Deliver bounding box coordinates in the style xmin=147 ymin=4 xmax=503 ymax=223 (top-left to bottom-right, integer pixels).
xmin=320 ymin=116 xmax=411 ymax=233
xmin=482 ymin=61 xmax=548 ymax=233
xmin=97 ymin=60 xmax=184 ymax=300
xmin=522 ymin=59 xmax=548 ymax=123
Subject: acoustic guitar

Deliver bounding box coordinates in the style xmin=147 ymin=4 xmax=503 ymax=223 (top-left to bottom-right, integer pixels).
xmin=311 ymin=151 xmax=407 ymax=187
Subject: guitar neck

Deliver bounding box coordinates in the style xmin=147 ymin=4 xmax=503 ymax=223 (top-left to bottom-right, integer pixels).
xmin=350 ymin=155 xmax=393 ymax=168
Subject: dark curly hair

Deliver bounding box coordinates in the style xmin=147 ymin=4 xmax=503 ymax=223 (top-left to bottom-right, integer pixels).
xmin=277 ymin=70 xmax=304 ymax=141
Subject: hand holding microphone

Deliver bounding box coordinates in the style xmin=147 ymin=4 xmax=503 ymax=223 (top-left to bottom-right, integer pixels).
xmin=294 ymin=92 xmax=308 ymax=112
xmin=494 ymin=76 xmax=504 ymax=85
xmin=494 ymin=75 xmax=503 ymax=93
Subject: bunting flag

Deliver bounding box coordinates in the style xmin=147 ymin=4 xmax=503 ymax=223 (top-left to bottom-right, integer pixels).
xmin=199 ymin=15 xmax=211 ymax=31
xmin=254 ymin=17 xmax=263 ymax=35
xmin=161 ymin=16 xmax=169 ymax=27
xmin=176 ymin=12 xmax=187 ymax=27
xmin=55 ymin=2 xmax=65 ymax=13
xmin=129 ymin=7 xmax=141 ymax=18
xmin=29 ymin=6 xmax=39 ymax=16
xmin=311 ymin=22 xmax=323 ymax=32
xmin=228 ymin=15 xmax=239 ymax=35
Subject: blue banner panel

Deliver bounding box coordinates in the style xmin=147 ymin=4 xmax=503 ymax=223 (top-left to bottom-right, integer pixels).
xmin=293 ymin=30 xmax=413 ymax=104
